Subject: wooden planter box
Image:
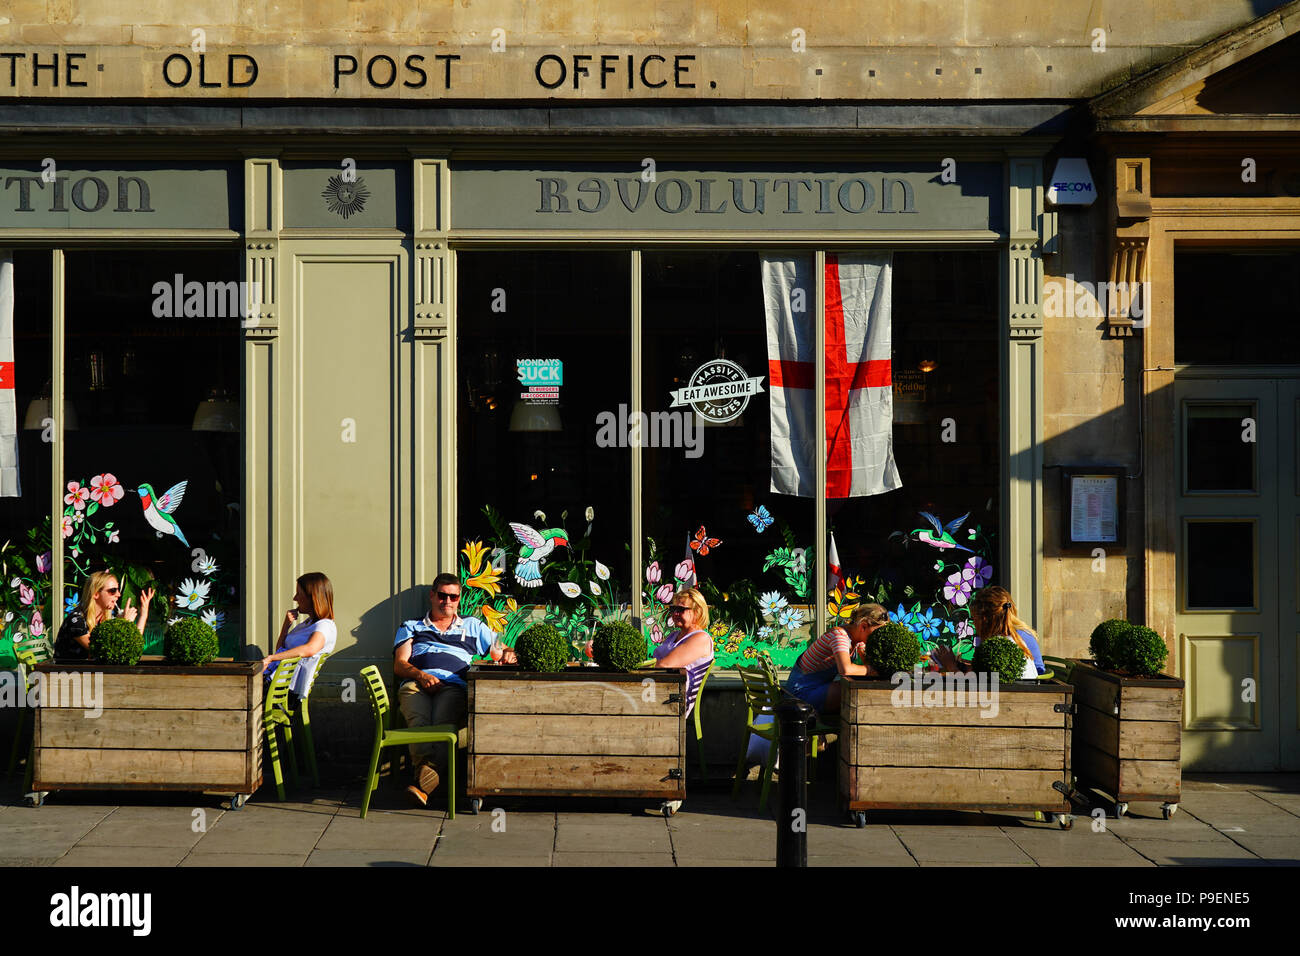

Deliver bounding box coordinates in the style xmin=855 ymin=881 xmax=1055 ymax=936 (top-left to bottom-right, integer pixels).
xmin=30 ymin=659 xmax=263 ymax=809
xmin=467 ymin=665 xmax=686 ymax=814
xmin=838 ymin=676 xmax=1075 ymax=827
xmin=1067 ymin=660 xmax=1183 ymax=818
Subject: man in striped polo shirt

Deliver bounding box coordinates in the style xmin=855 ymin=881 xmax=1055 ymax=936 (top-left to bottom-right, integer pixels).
xmin=394 ymin=572 xmax=516 ymax=805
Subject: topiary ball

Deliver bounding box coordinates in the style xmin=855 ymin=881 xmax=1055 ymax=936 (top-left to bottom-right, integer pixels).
xmin=90 ymin=617 xmax=144 ymax=666
xmin=864 ymin=622 xmax=922 ymax=676
xmin=972 ymin=636 xmax=1027 ymax=684
xmin=591 ymin=620 xmax=647 ymax=672
xmin=515 ymin=622 xmax=569 ymax=672
xmin=164 ymin=617 xmax=220 ymax=666
xmin=1089 ymin=619 xmax=1132 ymax=671
xmin=1118 ymin=624 xmax=1168 ymax=677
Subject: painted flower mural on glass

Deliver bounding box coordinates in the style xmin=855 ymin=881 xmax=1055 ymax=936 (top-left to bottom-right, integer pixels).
xmin=645 ymin=561 xmax=661 ymax=585
xmin=778 ymin=606 xmax=806 ymax=631
xmin=759 ymin=591 xmax=788 ymax=617
xmin=64 ymin=482 xmax=90 ymax=511
xmin=89 ymin=473 xmax=125 ymax=508
xmin=175 ymin=578 xmax=210 ymax=610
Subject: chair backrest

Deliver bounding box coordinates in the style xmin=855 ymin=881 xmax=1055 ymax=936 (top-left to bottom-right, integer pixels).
xmin=301 ymin=650 xmax=332 ymax=700
xmin=735 ymin=663 xmax=783 ymax=722
xmin=692 ymin=660 xmax=715 ymax=730
xmin=757 ymin=649 xmax=780 ymax=687
xmin=358 ymin=665 xmax=391 ymax=728
xmin=14 ymin=635 xmax=53 ymax=667
xmin=264 ymin=660 xmax=297 ymax=720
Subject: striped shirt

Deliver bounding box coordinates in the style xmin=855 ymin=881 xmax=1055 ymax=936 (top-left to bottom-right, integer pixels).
xmin=652 ymin=628 xmax=713 ymax=717
xmin=393 ymin=614 xmax=494 ymax=688
xmin=794 ymin=627 xmax=852 ymax=676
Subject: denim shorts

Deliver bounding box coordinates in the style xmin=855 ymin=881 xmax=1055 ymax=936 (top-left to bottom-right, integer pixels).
xmin=785 ymin=665 xmax=837 ymax=712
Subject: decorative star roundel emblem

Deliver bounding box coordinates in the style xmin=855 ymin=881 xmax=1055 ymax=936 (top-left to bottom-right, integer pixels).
xmin=322 ymin=174 xmax=370 ymax=219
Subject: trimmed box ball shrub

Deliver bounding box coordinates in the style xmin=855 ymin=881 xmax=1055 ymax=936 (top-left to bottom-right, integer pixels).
xmin=164 ymin=617 xmax=220 ymax=666
xmin=972 ymin=636 xmax=1027 ymax=684
xmin=591 ymin=620 xmax=646 ymax=672
xmin=90 ymin=617 xmax=144 ymax=666
xmin=515 ymin=622 xmax=569 ymax=672
xmin=1118 ymin=624 xmax=1169 ymax=677
xmin=864 ymin=622 xmax=922 ymax=676
xmin=1089 ymin=619 xmax=1132 ymax=671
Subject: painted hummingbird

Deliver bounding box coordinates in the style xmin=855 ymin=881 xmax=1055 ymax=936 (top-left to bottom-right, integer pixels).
xmin=136 ymin=481 xmax=190 ymax=547
xmin=509 ymin=522 xmax=569 ymax=588
xmin=909 ymin=511 xmax=974 ymax=553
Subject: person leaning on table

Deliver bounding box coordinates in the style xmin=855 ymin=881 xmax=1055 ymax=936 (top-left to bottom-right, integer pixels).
xmin=929 ymin=585 xmax=1045 ymax=679
xmin=54 ymin=570 xmax=155 ymax=663
xmin=393 ymin=572 xmax=516 ymax=807
xmin=784 ymin=602 xmax=888 ymax=716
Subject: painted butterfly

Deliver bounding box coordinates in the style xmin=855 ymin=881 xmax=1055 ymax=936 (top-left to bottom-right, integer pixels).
xmin=690 ymin=526 xmax=722 ymax=556
xmin=746 ymin=505 xmax=774 ymax=533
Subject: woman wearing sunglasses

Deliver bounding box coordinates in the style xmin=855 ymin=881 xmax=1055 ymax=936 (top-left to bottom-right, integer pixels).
xmin=54 ymin=570 xmax=155 ymax=662
xmin=650 ymin=587 xmax=714 ymax=717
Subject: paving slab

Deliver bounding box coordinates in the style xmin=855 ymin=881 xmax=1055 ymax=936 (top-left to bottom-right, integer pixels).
xmin=305 ymin=849 xmax=432 ymax=866
xmin=679 ymin=858 xmax=773 ymax=867
xmin=313 ymin=814 xmax=440 ymax=852
xmin=430 ymin=853 xmax=552 ymax=867
xmin=1103 ymin=815 xmax=1226 ymax=842
xmin=0 ymin=857 xmax=61 ymax=866
xmin=552 ymin=851 xmax=675 ymax=866
xmin=440 ymin=811 xmax=557 ymax=832
xmin=1120 ymin=838 xmax=1260 ymax=866
xmin=1255 ymin=792 xmax=1300 ymax=815
xmin=76 ymin=806 xmax=212 ymax=848
xmin=1002 ymin=827 xmax=1155 ymax=866
xmin=806 ymin=828 xmax=918 ymax=864
xmin=193 ymin=807 xmax=331 ymax=854
xmin=554 ymin=823 xmax=674 ymax=853
xmin=890 ymin=830 xmax=1037 ymax=864
xmin=181 ymin=851 xmax=309 ymax=867
xmin=1211 ymin=833 xmax=1300 ymax=861
xmin=431 ymin=830 xmax=556 ymax=858
xmin=54 ymin=845 xmax=190 ymax=866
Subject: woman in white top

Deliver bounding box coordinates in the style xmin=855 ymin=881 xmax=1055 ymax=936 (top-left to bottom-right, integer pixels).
xmin=262 ymin=571 xmax=338 ymax=699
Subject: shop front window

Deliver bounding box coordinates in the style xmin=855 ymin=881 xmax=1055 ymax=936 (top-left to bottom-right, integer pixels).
xmin=61 ymin=249 xmax=243 ymax=656
xmin=0 ymin=251 xmax=53 ymax=667
xmin=454 ymin=247 xmax=1001 ymax=668
xmin=456 ymin=251 xmax=632 ymax=656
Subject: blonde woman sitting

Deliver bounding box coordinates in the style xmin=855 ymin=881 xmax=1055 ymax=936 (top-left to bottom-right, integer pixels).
xmin=54 ymin=570 xmax=155 ymax=663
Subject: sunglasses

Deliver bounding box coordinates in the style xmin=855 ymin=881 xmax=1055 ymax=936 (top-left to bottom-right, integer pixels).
xmin=668 ymin=604 xmax=689 ymax=614
xmin=104 ymin=587 xmax=121 ymax=595
xmin=436 ymin=591 xmax=461 ymax=601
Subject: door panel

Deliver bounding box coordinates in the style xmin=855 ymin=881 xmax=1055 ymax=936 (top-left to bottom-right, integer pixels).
xmin=1175 ymin=379 xmax=1279 ymax=770
xmin=1281 ymin=383 xmax=1300 ymax=768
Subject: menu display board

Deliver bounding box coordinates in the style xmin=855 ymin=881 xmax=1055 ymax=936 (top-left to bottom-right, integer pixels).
xmin=1061 ymin=467 xmax=1126 ymax=548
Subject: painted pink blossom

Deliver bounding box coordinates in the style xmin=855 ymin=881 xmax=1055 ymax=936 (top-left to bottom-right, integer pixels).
xmin=30 ymin=611 xmax=44 ymax=637
xmin=674 ymin=559 xmax=695 ymax=583
xmin=36 ymin=552 xmax=51 ymax=574
xmin=650 ymin=621 xmax=664 ymax=644
xmin=943 ymin=570 xmax=973 ymax=607
xmin=18 ymin=583 xmax=34 ymax=605
xmin=89 ymin=473 xmax=125 ymax=507
xmin=64 ymin=481 xmax=90 ymax=511
xmin=655 ymin=584 xmax=674 ymax=604
xmin=645 ymin=561 xmax=661 ymax=585
xmin=107 ymin=530 xmax=120 ymax=544
xmin=60 ymin=515 xmax=73 ymax=538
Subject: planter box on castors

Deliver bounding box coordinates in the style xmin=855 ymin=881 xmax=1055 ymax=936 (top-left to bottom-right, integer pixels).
xmin=28 ymin=659 xmax=263 ymax=810
xmin=467 ymin=665 xmax=686 ymax=817
xmin=838 ymin=675 xmax=1076 ymax=828
xmin=1067 ymin=660 xmax=1182 ymax=819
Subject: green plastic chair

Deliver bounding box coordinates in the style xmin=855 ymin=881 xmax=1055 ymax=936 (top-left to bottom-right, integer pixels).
xmin=263 ymin=660 xmax=300 ymax=801
xmin=359 ymin=665 xmax=456 ymax=819
xmin=1041 ymin=655 xmax=1072 ymax=681
xmin=295 ymin=651 xmax=331 ymax=788
xmin=758 ymin=649 xmax=833 ymax=778
xmin=731 ymin=661 xmax=784 ymax=812
xmin=6 ymin=637 xmax=54 ymax=781
xmin=692 ymin=661 xmax=714 ymax=781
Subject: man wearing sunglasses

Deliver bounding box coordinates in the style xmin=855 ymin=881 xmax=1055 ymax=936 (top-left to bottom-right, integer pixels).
xmin=393 ymin=572 xmax=516 ymax=806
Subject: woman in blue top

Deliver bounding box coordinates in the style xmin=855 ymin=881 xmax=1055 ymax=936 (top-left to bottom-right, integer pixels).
xmin=932 ymin=586 xmax=1045 ymax=678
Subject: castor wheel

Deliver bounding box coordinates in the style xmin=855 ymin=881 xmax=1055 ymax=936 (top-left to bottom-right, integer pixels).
xmin=1055 ymin=813 xmax=1073 ymax=830
xmin=469 ymin=797 xmax=483 ymax=815
xmin=1115 ymin=802 xmax=1128 ymax=818
xmin=852 ymin=810 xmax=867 ymax=828
xmin=661 ymin=800 xmax=681 ymax=818
xmin=227 ymin=793 xmax=249 ymax=811
xmin=23 ymin=791 xmax=46 ymax=808
xmin=1162 ymin=803 xmax=1178 ymax=820
xmin=1033 ymin=810 xmax=1046 ymax=823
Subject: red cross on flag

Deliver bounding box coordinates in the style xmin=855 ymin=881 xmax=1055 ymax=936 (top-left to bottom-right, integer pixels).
xmin=1 ymin=250 xmax=18 ymax=497
xmin=762 ymin=253 xmax=901 ymax=498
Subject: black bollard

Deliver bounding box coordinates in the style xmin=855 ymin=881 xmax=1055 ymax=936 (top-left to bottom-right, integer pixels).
xmin=776 ymin=698 xmax=812 ymax=868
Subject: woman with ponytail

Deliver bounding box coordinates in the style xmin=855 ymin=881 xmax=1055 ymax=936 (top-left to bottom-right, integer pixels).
xmin=932 ymin=586 xmax=1045 ymax=678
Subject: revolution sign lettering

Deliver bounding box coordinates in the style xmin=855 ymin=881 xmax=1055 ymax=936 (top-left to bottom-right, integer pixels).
xmin=451 ymin=163 xmax=1001 ymax=233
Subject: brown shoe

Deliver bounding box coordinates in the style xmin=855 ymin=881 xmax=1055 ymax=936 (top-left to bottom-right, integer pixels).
xmin=406 ymin=784 xmax=429 ymax=807
xmin=416 ymin=762 xmax=440 ymax=795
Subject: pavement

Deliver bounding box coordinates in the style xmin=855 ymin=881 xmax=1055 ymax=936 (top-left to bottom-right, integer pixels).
xmin=2 ymin=772 xmax=1299 ymax=867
